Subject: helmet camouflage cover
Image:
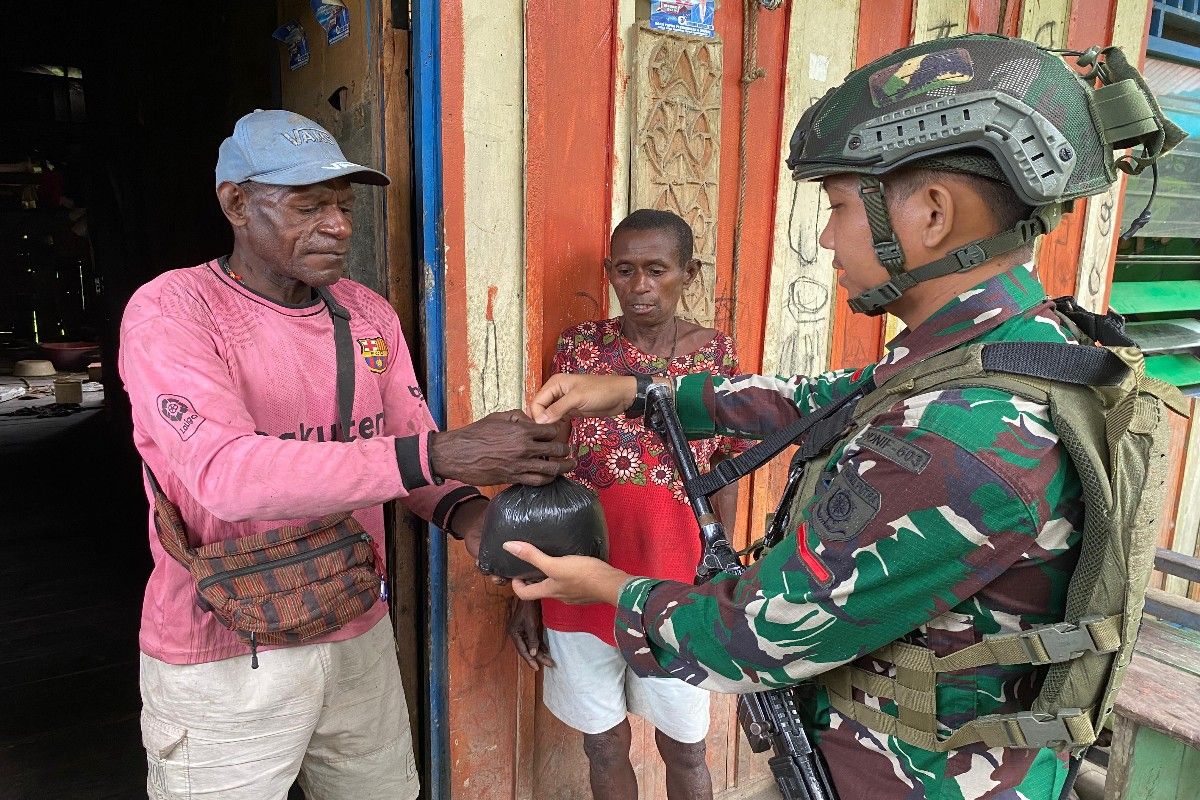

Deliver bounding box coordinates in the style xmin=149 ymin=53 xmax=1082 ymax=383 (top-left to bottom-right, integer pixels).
xmin=787 ymin=34 xmax=1185 ymax=207
xmin=786 ymin=34 xmax=1185 ymax=314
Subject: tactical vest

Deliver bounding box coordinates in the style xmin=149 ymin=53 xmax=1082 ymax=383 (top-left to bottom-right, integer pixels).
xmin=771 ymin=308 xmax=1189 ymax=756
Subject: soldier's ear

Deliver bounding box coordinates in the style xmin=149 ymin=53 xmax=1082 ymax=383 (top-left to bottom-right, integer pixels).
xmin=900 ymin=179 xmax=956 ymax=254
xmin=217 ymin=182 xmax=251 ymax=228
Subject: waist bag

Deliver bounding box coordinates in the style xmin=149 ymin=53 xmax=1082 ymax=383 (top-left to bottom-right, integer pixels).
xmin=146 ymin=282 xmax=384 ymax=668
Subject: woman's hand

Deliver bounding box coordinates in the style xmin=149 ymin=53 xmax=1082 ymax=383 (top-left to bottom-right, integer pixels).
xmin=507 ymin=599 xmax=555 ymax=671
xmin=530 ymin=374 xmax=639 ymax=424
xmin=503 ymin=542 xmax=632 ymax=606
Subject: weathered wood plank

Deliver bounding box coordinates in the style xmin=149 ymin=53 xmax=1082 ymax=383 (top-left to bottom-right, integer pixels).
xmin=1156 ymin=547 xmax=1200 ymax=584
xmin=1144 ymin=587 xmax=1200 ymax=632
xmin=1105 ymin=713 xmax=1138 ymax=799
xmin=1166 ymin=404 xmax=1200 ymax=597
xmin=1152 ymin=406 xmax=1192 ymax=589
xmin=762 ymin=0 xmax=861 ymax=379
xmin=1113 ymin=631 xmax=1200 ymax=748
xmin=610 ymin=0 xmax=638 ymax=317
xmin=1074 ymin=0 xmax=1152 ymax=312
xmin=461 ymin=0 xmax=525 ymax=418
xmin=1135 ymin=617 xmax=1200 ymax=677
xmin=632 ymin=24 xmax=724 ymax=328
xmin=1021 ymin=0 xmax=1074 ymax=48
xmin=1124 ymin=726 xmax=1197 ymax=800
xmin=913 ymin=0 xmax=971 ymax=40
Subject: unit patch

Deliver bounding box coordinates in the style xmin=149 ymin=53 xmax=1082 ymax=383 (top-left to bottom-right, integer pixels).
xmin=869 ymin=48 xmax=974 ymax=108
xmin=859 ymin=426 xmax=931 ymax=474
xmin=811 ymin=468 xmax=880 ymax=542
xmin=357 ymin=337 xmax=390 ymax=374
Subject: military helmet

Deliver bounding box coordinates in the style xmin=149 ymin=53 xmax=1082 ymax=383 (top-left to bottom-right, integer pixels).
xmin=787 ymin=34 xmax=1186 ymax=314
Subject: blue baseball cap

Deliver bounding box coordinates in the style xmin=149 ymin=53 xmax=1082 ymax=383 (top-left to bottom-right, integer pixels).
xmin=215 ymin=109 xmax=389 ymax=188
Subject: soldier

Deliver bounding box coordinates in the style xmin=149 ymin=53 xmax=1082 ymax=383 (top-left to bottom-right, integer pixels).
xmin=506 ymin=36 xmax=1183 ymax=798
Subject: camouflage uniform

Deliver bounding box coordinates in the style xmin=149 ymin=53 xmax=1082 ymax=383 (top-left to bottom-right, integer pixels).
xmin=615 ymin=263 xmax=1083 ymax=798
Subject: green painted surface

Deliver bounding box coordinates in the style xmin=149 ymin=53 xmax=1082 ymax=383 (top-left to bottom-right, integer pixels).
xmin=1109 ymin=280 xmax=1200 ymax=314
xmin=1127 ymin=726 xmax=1200 ymax=800
xmin=1145 ymin=353 xmax=1200 ymax=387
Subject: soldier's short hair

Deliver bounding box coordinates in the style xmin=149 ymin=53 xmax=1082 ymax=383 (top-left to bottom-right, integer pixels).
xmin=883 ymin=152 xmax=1035 ymax=260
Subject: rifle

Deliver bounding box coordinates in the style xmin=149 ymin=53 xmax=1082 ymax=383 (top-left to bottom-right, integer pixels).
xmin=644 ymin=382 xmax=839 ymax=800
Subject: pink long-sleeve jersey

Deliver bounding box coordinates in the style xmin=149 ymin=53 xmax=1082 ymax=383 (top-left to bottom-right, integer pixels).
xmin=120 ymin=261 xmax=479 ymax=664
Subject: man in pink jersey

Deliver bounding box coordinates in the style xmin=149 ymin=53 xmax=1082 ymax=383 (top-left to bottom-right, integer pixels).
xmin=120 ymin=109 xmax=572 ymax=799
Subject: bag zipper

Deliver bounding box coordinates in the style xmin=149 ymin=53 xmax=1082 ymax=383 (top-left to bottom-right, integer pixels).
xmin=198 ymin=531 xmax=372 ymax=591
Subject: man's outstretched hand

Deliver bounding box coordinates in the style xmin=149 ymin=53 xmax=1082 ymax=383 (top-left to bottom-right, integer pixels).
xmin=503 ymin=541 xmax=631 ymax=607
xmin=530 ymin=374 xmax=640 ymax=424
xmin=429 ymin=410 xmax=575 ymax=486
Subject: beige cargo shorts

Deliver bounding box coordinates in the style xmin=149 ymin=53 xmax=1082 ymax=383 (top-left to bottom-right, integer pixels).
xmin=139 ymin=617 xmax=418 ymax=800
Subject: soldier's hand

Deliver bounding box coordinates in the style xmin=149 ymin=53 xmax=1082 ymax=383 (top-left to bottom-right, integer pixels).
xmin=428 ymin=410 xmax=575 ymax=486
xmin=531 ymin=374 xmax=639 ymax=424
xmin=503 ymin=541 xmax=631 ymax=606
xmin=507 ymin=599 xmax=554 ymax=671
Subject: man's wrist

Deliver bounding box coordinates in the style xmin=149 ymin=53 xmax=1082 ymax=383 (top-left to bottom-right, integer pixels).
xmin=426 ymin=431 xmax=449 ymax=486
xmin=443 ymin=494 xmax=487 ymax=540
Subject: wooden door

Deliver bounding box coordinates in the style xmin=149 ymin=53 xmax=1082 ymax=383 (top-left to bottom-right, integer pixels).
xmin=274 ymin=0 xmax=423 ymax=749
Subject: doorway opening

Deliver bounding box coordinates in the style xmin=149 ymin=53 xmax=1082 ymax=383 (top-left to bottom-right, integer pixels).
xmin=0 ymin=3 xmax=423 ymax=797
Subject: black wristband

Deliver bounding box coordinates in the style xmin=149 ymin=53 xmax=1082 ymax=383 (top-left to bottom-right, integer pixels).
xmin=623 ymin=374 xmax=653 ymax=418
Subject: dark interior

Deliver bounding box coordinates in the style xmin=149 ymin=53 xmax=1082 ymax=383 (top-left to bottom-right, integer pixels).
xmin=1 ymin=3 xmax=279 ymax=797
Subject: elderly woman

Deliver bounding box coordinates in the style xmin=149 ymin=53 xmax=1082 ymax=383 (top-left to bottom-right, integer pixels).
xmin=507 ymin=209 xmax=747 ymax=800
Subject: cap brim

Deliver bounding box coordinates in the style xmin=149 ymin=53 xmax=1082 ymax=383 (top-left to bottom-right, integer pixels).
xmin=247 ymin=160 xmax=391 ymax=187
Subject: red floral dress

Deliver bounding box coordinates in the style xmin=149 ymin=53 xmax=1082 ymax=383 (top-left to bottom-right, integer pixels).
xmin=541 ymin=317 xmax=749 ymax=645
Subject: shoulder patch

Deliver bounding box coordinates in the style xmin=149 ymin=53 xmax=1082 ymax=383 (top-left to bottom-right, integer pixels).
xmin=858 ymin=426 xmax=931 ymax=474
xmin=811 ymin=468 xmax=880 ymax=542
xmin=158 ymin=394 xmax=205 ymax=441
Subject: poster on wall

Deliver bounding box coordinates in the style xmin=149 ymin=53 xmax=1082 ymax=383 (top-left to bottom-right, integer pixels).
xmin=311 ymin=0 xmax=350 ymax=45
xmin=272 ymin=21 xmax=310 ymax=70
xmin=649 ymin=0 xmax=715 ymax=39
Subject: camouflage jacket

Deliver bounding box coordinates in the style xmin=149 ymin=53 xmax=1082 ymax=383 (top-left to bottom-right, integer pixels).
xmin=615 ymin=264 xmax=1082 ymax=799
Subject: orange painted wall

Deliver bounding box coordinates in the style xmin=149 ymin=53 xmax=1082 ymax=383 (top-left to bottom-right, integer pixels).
xmin=434 ymin=2 xmax=1190 ymax=797
xmin=524 ymin=3 xmax=616 ymax=398
xmin=826 ymin=0 xmax=913 ymax=372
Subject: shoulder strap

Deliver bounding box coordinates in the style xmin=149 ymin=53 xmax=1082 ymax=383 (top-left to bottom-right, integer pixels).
xmin=315 ymin=285 xmax=356 ymax=443
xmin=146 ymin=283 xmax=356 ymax=570
xmin=981 ymin=341 xmax=1131 ymax=386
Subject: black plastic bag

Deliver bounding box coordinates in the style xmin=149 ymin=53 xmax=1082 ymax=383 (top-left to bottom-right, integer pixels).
xmin=476 ymin=477 xmax=609 ymax=581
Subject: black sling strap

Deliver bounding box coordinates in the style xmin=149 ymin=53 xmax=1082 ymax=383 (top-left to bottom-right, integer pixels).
xmin=980 ymin=341 xmax=1132 ymax=387
xmin=685 ymin=382 xmax=872 ymax=500
xmin=315 ymin=285 xmax=356 ymax=443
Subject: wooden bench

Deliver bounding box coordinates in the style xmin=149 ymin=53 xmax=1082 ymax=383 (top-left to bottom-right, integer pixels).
xmin=1103 ymin=550 xmax=1200 ymax=799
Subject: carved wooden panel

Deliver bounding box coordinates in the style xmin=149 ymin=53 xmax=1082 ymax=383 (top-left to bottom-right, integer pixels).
xmin=632 ymin=24 xmax=723 ymax=328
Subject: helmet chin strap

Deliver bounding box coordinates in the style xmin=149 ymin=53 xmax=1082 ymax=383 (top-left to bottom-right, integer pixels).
xmin=849 ymin=175 xmax=1067 ymax=315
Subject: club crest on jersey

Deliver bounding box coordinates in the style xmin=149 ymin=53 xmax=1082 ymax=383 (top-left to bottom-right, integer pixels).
xmin=357 ymin=337 xmax=389 ymax=374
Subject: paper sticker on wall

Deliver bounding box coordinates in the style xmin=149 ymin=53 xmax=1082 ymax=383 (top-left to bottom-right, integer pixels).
xmin=649 ymin=0 xmax=715 ymax=39
xmin=311 ymin=0 xmax=350 ymax=45
xmin=272 ymin=22 xmax=310 ymax=71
